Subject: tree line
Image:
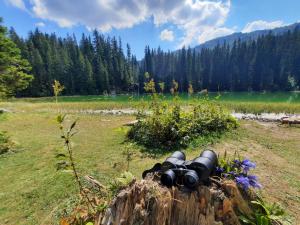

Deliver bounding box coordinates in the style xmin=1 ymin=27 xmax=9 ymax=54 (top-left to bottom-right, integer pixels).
xmin=9 ymin=28 xmax=139 ymax=97
xmin=140 ymin=29 xmax=300 ymax=92
xmin=4 ymin=21 xmax=300 ymax=97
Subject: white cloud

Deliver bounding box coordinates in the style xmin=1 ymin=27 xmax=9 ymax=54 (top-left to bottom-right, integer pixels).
xmin=242 ymin=20 xmax=285 ymax=33
xmin=197 ymin=26 xmax=235 ymax=43
xmin=160 ymin=29 xmax=174 ymax=41
xmin=9 ymin=0 xmax=231 ymax=47
xmin=35 ymin=22 xmax=45 ymax=27
xmin=6 ymin=0 xmax=27 ymax=10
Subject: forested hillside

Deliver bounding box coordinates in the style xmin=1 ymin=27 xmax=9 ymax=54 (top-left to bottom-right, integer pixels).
xmin=194 ymin=22 xmax=300 ymax=51
xmin=141 ymin=29 xmax=300 ymax=92
xmin=9 ymin=26 xmax=300 ymax=96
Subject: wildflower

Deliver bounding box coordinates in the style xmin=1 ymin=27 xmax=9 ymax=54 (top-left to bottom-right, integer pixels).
xmin=183 ymin=135 xmax=190 ymax=141
xmin=233 ymin=159 xmax=241 ymax=165
xmin=248 ymin=175 xmax=262 ymax=189
xmin=216 ymin=166 xmax=224 ymax=173
xmin=171 ymin=127 xmax=177 ymax=134
xmin=241 ymin=159 xmax=256 ymax=173
xmin=236 ymin=175 xmax=250 ymax=190
xmin=228 ymin=171 xmax=237 ymax=176
xmin=232 ymin=159 xmax=242 ymax=169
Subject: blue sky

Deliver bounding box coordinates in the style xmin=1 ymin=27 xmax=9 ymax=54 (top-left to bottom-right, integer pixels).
xmin=1 ymin=0 xmax=300 ymax=59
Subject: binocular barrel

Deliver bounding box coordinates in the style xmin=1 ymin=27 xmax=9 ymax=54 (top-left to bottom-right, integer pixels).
xmin=190 ymin=150 xmax=218 ymax=181
xmin=161 ymin=151 xmax=186 ymax=170
xmin=160 ymin=149 xmax=218 ymax=189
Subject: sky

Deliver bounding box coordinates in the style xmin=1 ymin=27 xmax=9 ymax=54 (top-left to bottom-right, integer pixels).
xmin=1 ymin=0 xmax=300 ymax=59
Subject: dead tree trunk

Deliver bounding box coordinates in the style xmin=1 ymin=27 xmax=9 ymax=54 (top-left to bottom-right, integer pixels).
xmin=281 ymin=116 xmax=300 ymax=125
xmin=99 ymin=178 xmax=253 ymax=225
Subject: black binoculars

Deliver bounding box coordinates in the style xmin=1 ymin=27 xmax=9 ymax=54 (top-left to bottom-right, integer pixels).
xmin=142 ymin=149 xmax=218 ymax=189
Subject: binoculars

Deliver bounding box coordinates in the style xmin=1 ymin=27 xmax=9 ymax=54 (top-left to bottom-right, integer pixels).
xmin=143 ymin=149 xmax=218 ymax=189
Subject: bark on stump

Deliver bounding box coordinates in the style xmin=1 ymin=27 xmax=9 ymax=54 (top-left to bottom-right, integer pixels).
xmin=100 ymin=178 xmax=253 ymax=225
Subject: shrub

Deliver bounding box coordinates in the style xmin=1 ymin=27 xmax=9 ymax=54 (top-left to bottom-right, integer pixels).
xmin=0 ymin=131 xmax=12 ymax=154
xmin=127 ymin=100 xmax=238 ymax=150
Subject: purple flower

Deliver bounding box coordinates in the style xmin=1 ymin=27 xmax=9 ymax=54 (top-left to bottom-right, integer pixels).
xmin=216 ymin=166 xmax=224 ymax=173
xmin=233 ymin=159 xmax=241 ymax=164
xmin=233 ymin=159 xmax=241 ymax=168
xmin=236 ymin=176 xmax=250 ymax=190
xmin=248 ymin=175 xmax=262 ymax=189
xmin=229 ymin=171 xmax=238 ymax=175
xmin=241 ymin=159 xmax=256 ymax=173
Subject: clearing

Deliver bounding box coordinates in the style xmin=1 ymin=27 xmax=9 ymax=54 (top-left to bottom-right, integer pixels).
xmin=0 ymin=100 xmax=299 ymax=224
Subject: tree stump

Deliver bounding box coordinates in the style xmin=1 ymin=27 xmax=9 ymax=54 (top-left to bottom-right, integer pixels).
xmin=100 ymin=178 xmax=253 ymax=225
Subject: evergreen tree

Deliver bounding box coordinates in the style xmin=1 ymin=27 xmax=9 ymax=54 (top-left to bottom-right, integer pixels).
xmin=0 ymin=18 xmax=32 ymax=98
xmin=6 ymin=20 xmax=300 ymax=96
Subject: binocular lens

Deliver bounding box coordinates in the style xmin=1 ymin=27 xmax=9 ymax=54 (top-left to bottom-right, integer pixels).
xmin=161 ymin=169 xmax=176 ymax=187
xmin=183 ymin=170 xmax=199 ymax=188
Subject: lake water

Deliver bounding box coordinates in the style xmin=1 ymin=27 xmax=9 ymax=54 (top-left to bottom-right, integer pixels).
xmin=55 ymin=92 xmax=300 ymax=103
xmin=17 ymin=92 xmax=300 ymax=104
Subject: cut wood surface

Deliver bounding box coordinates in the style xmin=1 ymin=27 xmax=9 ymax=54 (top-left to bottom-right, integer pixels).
xmin=100 ymin=178 xmax=254 ymax=225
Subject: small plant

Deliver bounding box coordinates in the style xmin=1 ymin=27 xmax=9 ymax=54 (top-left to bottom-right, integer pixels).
xmin=188 ymin=83 xmax=194 ymax=96
xmin=170 ymin=79 xmax=179 ymax=96
xmin=217 ymin=153 xmax=261 ymax=191
xmin=158 ymin=82 xmax=165 ymax=94
xmin=56 ymin=114 xmax=93 ymax=209
xmin=217 ymin=154 xmax=289 ymax=225
xmin=240 ymin=197 xmax=288 ymax=225
xmin=144 ymin=78 xmax=156 ymax=94
xmin=52 ymin=80 xmax=64 ymax=103
xmin=122 ymin=143 xmax=135 ymax=171
xmin=0 ymin=131 xmax=12 ymax=155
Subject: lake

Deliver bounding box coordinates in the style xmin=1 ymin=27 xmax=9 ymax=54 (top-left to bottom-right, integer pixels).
xmin=20 ymin=91 xmax=300 ymax=104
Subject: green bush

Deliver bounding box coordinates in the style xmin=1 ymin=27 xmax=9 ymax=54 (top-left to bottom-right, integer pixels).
xmin=0 ymin=131 xmax=11 ymax=154
xmin=127 ymin=101 xmax=238 ymax=150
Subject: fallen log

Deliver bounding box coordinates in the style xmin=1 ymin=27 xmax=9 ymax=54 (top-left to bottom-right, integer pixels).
xmin=0 ymin=108 xmax=11 ymax=113
xmin=123 ymin=120 xmax=139 ymax=126
xmin=281 ymin=116 xmax=300 ymax=125
xmin=84 ymin=175 xmax=107 ymax=191
xmin=100 ymin=178 xmax=254 ymax=225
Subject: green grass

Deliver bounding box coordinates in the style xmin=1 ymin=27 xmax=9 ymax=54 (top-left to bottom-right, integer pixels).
xmin=0 ymin=112 xmax=163 ymax=224
xmin=3 ymin=92 xmax=300 ymax=114
xmin=0 ymin=98 xmax=299 ymax=224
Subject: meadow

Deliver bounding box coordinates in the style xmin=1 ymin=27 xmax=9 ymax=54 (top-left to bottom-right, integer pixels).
xmin=0 ymin=93 xmax=300 ymax=224
xmin=5 ymin=92 xmax=300 ymax=114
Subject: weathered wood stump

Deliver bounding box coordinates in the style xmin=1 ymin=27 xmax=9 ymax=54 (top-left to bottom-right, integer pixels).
xmin=100 ymin=178 xmax=253 ymax=225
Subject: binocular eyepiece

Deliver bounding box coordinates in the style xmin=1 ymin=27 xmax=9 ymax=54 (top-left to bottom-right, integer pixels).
xmin=142 ymin=149 xmax=218 ymax=189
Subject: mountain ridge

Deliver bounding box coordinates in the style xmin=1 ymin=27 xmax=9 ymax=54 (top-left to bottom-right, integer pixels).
xmin=194 ymin=22 xmax=300 ymax=51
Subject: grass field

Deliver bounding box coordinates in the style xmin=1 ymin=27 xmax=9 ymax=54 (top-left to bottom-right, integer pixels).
xmin=4 ymin=92 xmax=300 ymax=114
xmin=0 ymin=96 xmax=300 ymax=224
